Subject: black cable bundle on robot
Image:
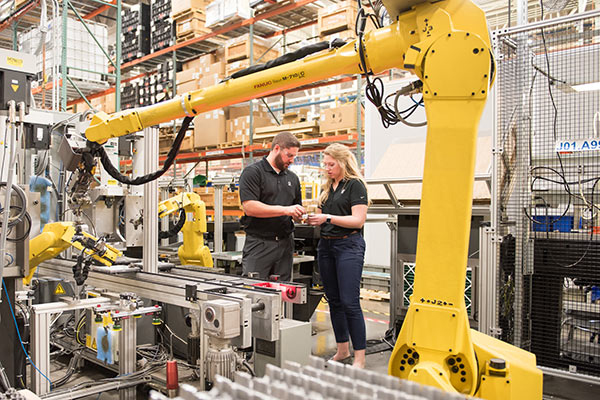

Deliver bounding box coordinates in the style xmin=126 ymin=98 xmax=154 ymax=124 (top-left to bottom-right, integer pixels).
xmin=92 ymin=116 xmax=193 ymax=186
xmin=158 ymin=208 xmax=186 ymax=240
xmin=229 ymin=38 xmax=348 ymax=80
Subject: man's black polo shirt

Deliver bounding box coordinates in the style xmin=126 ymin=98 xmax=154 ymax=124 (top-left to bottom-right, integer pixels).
xmin=239 ymin=156 xmax=302 ymax=237
xmin=320 ymin=178 xmax=368 ymax=236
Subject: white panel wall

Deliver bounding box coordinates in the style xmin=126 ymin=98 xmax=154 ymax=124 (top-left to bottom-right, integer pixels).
xmin=363 ymin=78 xmax=494 ymax=267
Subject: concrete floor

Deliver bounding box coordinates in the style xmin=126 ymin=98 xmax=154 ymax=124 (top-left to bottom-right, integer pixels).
xmin=311 ymin=297 xmax=391 ymax=374
xmin=311 ymin=299 xmax=600 ymax=399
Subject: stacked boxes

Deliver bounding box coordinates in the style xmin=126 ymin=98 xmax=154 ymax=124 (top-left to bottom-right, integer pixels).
xmin=317 ymin=1 xmax=358 ymax=36
xmin=172 ymin=0 xmax=210 ymax=43
xmin=224 ymin=33 xmax=279 ymax=76
xmin=176 ymin=51 xmax=225 ymax=95
xmin=18 ymin=17 xmax=108 ymax=84
xmin=121 ymin=4 xmax=151 ymax=63
xmin=75 ymin=92 xmax=116 ymax=114
xmin=319 ymin=102 xmax=364 ymax=133
xmin=205 ymin=0 xmax=250 ymax=28
xmin=226 ymin=105 xmax=273 ymax=143
xmin=151 ymin=0 xmax=174 ymax=52
xmin=317 ymin=1 xmax=377 ymax=42
xmin=193 ymin=109 xmax=226 ymax=148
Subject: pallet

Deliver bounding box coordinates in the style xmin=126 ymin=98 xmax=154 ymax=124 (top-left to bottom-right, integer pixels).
xmin=194 ymin=145 xmax=220 ymax=151
xmin=253 ymin=131 xmax=318 ymax=143
xmin=254 ymin=120 xmax=319 ymax=137
xmin=320 ymin=128 xmax=355 ymax=137
xmin=176 ymin=29 xmax=211 ymax=43
xmin=218 ymin=140 xmax=245 ymax=148
xmin=172 ymin=8 xmax=205 ymax=21
xmin=360 ymin=288 xmax=390 ymax=302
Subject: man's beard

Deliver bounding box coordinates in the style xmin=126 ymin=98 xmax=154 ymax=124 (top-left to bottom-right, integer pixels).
xmin=274 ymin=153 xmax=289 ymax=170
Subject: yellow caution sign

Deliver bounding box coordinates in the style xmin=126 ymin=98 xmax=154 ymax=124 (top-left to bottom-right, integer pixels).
xmin=54 ymin=283 xmax=66 ymax=295
xmin=6 ymin=57 xmax=23 ymax=68
xmin=10 ymin=84 xmax=18 ymax=92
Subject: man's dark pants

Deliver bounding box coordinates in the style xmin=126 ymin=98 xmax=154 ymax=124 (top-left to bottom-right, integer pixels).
xmin=242 ymin=234 xmax=294 ymax=281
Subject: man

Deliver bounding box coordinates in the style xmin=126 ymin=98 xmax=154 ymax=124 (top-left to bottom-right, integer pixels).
xmin=239 ymin=131 xmax=305 ymax=281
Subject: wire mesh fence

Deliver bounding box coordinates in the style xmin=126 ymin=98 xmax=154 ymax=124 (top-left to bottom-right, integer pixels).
xmin=494 ymin=12 xmax=600 ymax=377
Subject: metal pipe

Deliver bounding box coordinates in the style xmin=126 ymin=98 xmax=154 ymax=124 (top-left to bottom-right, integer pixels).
xmin=366 ymin=174 xmax=491 ymax=185
xmin=41 ymin=378 xmax=147 ymax=400
xmin=0 ymin=101 xmax=19 ymax=299
xmin=251 ymin=302 xmax=265 ymax=312
xmin=119 ymin=316 xmax=137 ymax=400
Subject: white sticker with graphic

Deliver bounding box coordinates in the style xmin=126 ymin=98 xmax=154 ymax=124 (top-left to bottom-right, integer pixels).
xmin=556 ymin=139 xmax=600 ymax=152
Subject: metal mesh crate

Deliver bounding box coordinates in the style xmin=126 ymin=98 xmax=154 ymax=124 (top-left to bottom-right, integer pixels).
xmin=493 ymin=11 xmax=600 ymax=378
xmin=403 ymin=263 xmax=473 ymax=317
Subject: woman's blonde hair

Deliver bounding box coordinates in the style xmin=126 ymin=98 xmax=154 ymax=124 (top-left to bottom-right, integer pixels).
xmin=318 ymin=143 xmax=370 ymax=207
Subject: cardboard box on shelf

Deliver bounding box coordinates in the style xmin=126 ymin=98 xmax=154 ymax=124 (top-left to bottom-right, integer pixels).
xmin=226 ymin=104 xmax=269 ymax=119
xmin=223 ymin=191 xmax=241 ymax=208
xmin=282 ymin=108 xmax=308 ymax=124
xmin=321 ymin=28 xmax=356 ymax=42
xmin=318 ymin=0 xmax=358 ymax=36
xmin=180 ymin=129 xmax=195 ymax=151
xmin=199 ymin=73 xmax=222 ymax=88
xmin=176 ymin=15 xmax=208 ymax=37
xmin=225 ymin=34 xmax=279 ymax=63
xmin=172 ymin=0 xmax=209 ymax=18
xmin=159 ymin=136 xmax=174 ymax=154
xmin=194 ymin=186 xmax=215 ymax=208
xmin=225 ymin=59 xmax=249 ymax=76
xmin=176 ymin=69 xmax=201 ymax=84
xmin=103 ymin=92 xmax=116 ymax=114
xmin=203 ymin=61 xmax=225 ymax=77
xmin=226 ymin=115 xmax=273 ymax=141
xmin=193 ymin=109 xmax=226 ymax=147
xmin=177 ymin=80 xmax=200 ymax=95
xmin=319 ymin=102 xmax=364 ymax=133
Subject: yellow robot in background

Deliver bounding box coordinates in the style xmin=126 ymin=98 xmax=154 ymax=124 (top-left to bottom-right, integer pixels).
xmin=26 ymin=221 xmax=122 ymax=285
xmin=158 ymin=192 xmax=213 ymax=268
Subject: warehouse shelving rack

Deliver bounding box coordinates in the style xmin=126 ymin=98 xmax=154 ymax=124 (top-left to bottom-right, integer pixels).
xmin=2 ymin=0 xmax=122 ymax=111
xmin=3 ymin=0 xmax=366 ymax=171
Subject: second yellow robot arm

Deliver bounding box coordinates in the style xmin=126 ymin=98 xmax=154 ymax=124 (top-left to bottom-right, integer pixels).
xmin=26 ymin=221 xmax=122 ymax=285
xmin=158 ymin=192 xmax=213 ymax=267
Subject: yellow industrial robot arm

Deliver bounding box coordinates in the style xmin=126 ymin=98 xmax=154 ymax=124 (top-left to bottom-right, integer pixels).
xmin=26 ymin=221 xmax=122 ymax=285
xmin=158 ymin=192 xmax=213 ymax=267
xmin=79 ymin=1 xmax=541 ymax=398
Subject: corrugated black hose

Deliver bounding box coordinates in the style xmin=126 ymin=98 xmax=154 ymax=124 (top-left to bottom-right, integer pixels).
xmin=91 ymin=116 xmax=194 ymax=186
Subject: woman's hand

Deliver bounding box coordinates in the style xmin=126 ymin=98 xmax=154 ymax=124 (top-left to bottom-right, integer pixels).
xmin=307 ymin=213 xmax=328 ymax=226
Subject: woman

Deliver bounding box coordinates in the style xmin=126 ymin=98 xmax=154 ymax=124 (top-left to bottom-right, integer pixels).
xmin=307 ymin=143 xmax=369 ymax=368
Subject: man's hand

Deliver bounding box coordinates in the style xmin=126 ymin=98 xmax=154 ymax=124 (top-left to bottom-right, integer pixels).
xmin=285 ymin=204 xmax=306 ymax=220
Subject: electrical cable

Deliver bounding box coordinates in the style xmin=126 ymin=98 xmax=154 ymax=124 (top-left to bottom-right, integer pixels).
xmin=0 ymin=183 xmax=28 ymax=227
xmin=526 ymin=0 xmax=596 ymax=269
xmin=6 ymin=208 xmax=31 ymax=242
xmin=92 ymin=116 xmax=193 ymax=186
xmin=228 ymin=38 xmax=347 ymax=80
xmin=159 ymin=208 xmax=186 ymax=240
xmin=242 ymin=360 xmax=256 ymax=377
xmin=2 ymin=278 xmax=53 ymax=389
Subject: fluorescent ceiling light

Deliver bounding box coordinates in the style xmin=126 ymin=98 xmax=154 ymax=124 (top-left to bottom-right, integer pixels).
xmin=572 ymin=82 xmax=600 ymax=92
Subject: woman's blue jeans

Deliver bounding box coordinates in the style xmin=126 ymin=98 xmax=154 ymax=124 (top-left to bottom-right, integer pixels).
xmin=317 ymin=233 xmax=366 ymax=350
